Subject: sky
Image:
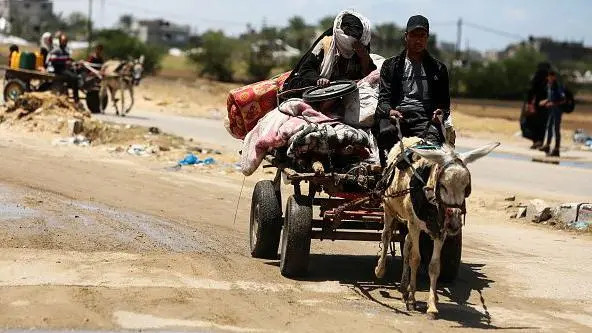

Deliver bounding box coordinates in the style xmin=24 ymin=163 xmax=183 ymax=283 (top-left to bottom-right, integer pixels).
xmin=53 ymin=0 xmax=592 ymax=52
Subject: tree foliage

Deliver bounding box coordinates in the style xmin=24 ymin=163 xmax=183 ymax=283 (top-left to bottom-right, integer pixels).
xmin=94 ymin=29 xmax=165 ymax=74
xmin=188 ymin=30 xmax=237 ymax=82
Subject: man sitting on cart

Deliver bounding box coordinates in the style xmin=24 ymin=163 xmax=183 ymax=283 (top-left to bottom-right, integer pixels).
xmin=374 ymin=15 xmax=453 ymax=166
xmin=87 ymin=44 xmax=105 ymax=68
xmin=47 ymin=33 xmax=81 ymax=103
xmin=282 ymin=10 xmax=376 ymax=97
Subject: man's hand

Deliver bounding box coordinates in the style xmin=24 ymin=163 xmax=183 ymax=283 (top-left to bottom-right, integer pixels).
xmin=317 ymin=78 xmax=330 ymax=87
xmin=389 ymin=109 xmax=403 ymax=121
xmin=432 ymin=109 xmax=443 ymax=123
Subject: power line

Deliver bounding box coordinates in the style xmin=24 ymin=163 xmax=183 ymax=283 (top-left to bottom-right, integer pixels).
xmin=463 ymin=20 xmax=524 ymax=41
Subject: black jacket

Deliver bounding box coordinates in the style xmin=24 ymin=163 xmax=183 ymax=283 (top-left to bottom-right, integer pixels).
xmin=376 ymin=49 xmax=450 ymax=121
xmin=282 ymin=28 xmax=376 ymax=96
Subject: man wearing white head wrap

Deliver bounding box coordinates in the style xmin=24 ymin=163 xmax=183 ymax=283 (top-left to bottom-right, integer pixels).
xmin=39 ymin=32 xmax=52 ymax=68
xmin=282 ymin=10 xmax=375 ymax=97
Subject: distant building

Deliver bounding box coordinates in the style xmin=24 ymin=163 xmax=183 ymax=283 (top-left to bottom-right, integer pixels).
xmin=501 ymin=36 xmax=592 ymax=64
xmin=251 ymin=39 xmax=300 ymax=62
xmin=0 ymin=0 xmax=53 ymax=36
xmin=129 ymin=19 xmax=191 ymax=47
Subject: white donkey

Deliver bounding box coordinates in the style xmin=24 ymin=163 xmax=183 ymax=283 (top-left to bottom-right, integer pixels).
xmin=100 ymin=56 xmax=144 ymax=116
xmin=375 ymin=137 xmax=499 ymax=319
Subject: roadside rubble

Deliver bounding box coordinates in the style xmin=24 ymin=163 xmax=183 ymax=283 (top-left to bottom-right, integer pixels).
xmin=573 ymin=129 xmax=592 ymax=151
xmin=507 ymin=197 xmax=592 ymax=231
xmin=1 ymin=92 xmax=239 ymax=176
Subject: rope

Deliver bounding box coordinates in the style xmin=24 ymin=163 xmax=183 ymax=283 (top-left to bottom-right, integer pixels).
xmin=232 ymin=176 xmax=247 ymax=226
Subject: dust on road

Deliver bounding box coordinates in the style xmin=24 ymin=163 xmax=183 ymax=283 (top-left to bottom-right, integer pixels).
xmin=0 ymin=134 xmax=591 ymax=332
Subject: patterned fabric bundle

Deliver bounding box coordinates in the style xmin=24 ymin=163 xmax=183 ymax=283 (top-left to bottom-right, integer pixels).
xmin=225 ymin=71 xmax=291 ymax=139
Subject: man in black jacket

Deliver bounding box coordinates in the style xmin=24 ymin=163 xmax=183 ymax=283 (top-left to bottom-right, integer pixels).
xmin=374 ymin=15 xmax=451 ymax=163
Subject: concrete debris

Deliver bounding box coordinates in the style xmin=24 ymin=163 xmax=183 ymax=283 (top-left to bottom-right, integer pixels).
xmin=68 ymin=119 xmax=84 ymax=135
xmin=52 ymin=135 xmax=90 ymax=147
xmin=555 ymin=203 xmax=592 ymax=230
xmin=526 ymin=199 xmax=553 ymax=223
xmin=517 ymin=207 xmax=527 ymax=218
xmin=148 ymin=127 xmax=161 ymax=135
xmin=504 ymin=195 xmax=516 ymax=202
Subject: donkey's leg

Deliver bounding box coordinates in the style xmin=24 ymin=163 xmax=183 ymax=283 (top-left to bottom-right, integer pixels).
xmin=119 ymin=81 xmax=126 ymax=117
xmin=99 ymin=84 xmax=107 ymax=114
xmin=406 ymin=226 xmax=421 ymax=311
xmin=427 ymin=237 xmax=444 ymax=320
xmin=125 ymin=86 xmax=134 ymax=114
xmin=399 ymin=231 xmax=412 ymax=302
xmin=375 ymin=207 xmax=394 ymax=279
xmin=109 ymin=85 xmax=119 ymax=116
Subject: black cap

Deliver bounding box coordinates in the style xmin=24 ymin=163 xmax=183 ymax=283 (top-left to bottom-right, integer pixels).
xmin=406 ymin=15 xmax=429 ymax=33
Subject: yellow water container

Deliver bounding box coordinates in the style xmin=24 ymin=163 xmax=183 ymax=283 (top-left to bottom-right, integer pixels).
xmin=35 ymin=51 xmax=44 ymax=69
xmin=10 ymin=51 xmax=21 ymax=69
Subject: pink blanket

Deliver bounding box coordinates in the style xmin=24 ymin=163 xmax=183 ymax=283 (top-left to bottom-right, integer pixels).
xmin=240 ymin=99 xmax=336 ymax=176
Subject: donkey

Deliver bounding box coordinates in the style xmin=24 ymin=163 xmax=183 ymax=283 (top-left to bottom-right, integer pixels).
xmin=375 ymin=137 xmax=499 ymax=319
xmin=100 ymin=56 xmax=145 ymax=116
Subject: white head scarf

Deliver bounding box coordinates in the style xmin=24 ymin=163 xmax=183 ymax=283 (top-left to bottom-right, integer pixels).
xmin=40 ymin=32 xmax=52 ymax=50
xmin=318 ymin=10 xmax=372 ymax=79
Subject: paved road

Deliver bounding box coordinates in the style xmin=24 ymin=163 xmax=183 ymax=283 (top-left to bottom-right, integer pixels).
xmin=96 ymin=110 xmax=592 ymax=201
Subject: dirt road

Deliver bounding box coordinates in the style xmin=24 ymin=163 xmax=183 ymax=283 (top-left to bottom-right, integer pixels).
xmin=0 ymin=130 xmax=591 ymax=332
xmin=96 ymin=110 xmax=592 ymax=201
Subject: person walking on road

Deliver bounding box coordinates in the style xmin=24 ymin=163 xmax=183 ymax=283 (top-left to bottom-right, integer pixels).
xmin=539 ymin=70 xmax=565 ymax=157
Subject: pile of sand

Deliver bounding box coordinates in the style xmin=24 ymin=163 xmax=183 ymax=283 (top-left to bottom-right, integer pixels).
xmin=1 ymin=92 xmax=90 ymax=135
xmin=0 ymin=92 xmax=185 ymax=150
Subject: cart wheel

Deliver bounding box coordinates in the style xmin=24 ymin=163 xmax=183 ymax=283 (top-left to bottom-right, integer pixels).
xmin=250 ymin=180 xmax=282 ymax=259
xmin=280 ymin=195 xmax=312 ymax=278
xmin=85 ymin=90 xmax=101 ymax=114
xmin=419 ymin=230 xmax=462 ymax=283
xmin=3 ymin=79 xmax=27 ymax=102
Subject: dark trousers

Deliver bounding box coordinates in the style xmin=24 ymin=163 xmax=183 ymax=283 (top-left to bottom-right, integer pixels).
xmin=545 ymin=107 xmax=562 ymax=149
xmin=57 ymin=69 xmax=80 ymax=102
xmin=374 ymin=118 xmax=444 ymax=166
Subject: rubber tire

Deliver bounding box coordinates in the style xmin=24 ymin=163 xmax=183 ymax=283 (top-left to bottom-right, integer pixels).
xmin=249 ymin=180 xmax=282 ymax=259
xmin=419 ymin=230 xmax=462 ymax=283
xmin=3 ymin=79 xmax=27 ymax=102
xmin=86 ymin=90 xmax=101 ymax=113
xmin=280 ymin=195 xmax=312 ymax=278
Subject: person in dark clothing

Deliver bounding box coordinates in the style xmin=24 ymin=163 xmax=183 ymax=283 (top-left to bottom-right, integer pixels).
xmin=539 ymin=70 xmax=565 ymax=157
xmin=87 ymin=44 xmax=105 ymax=67
xmin=282 ymin=10 xmax=376 ymax=97
xmin=374 ymin=15 xmax=450 ymax=164
xmin=522 ymin=62 xmax=551 ymax=149
xmin=47 ymin=34 xmax=81 ymax=103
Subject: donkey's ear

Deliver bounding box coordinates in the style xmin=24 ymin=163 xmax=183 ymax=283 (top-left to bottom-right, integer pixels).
xmin=459 ymin=142 xmax=500 ymax=164
xmin=409 ymin=147 xmax=448 ymax=165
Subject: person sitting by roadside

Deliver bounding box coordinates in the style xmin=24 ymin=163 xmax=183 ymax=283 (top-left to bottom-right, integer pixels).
xmin=281 ymin=10 xmax=376 ymax=97
xmin=373 ymin=15 xmax=452 ymax=166
xmin=539 ymin=70 xmax=566 ymax=157
xmin=47 ymin=33 xmax=81 ymax=103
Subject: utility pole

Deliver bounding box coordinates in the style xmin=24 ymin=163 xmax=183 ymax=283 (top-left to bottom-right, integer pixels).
xmin=452 ymin=17 xmax=462 ymax=97
xmin=87 ymin=0 xmax=93 ymax=54
xmin=456 ymin=17 xmax=462 ymax=61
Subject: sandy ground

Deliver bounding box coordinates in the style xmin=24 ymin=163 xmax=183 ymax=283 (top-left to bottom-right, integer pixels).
xmin=0 ymin=120 xmax=591 ymax=332
xmin=0 ymin=77 xmax=591 ymax=332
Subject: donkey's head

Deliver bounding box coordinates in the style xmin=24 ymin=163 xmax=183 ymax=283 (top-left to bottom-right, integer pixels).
xmin=410 ymin=142 xmax=499 ymax=236
xmin=131 ymin=55 xmax=145 ymax=86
